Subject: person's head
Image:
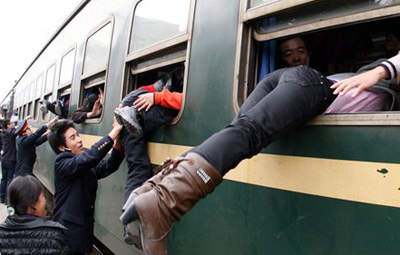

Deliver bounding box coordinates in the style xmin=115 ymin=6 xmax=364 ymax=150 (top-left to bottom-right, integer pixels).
xmin=81 ymin=93 xmax=99 ymax=112
xmin=3 ymin=119 xmax=14 ymax=130
xmin=7 ymin=175 xmax=46 ymax=217
xmin=279 ymin=37 xmax=310 ymax=67
xmin=48 ymin=120 xmax=83 ymax=154
xmin=386 ymin=29 xmax=400 ymax=56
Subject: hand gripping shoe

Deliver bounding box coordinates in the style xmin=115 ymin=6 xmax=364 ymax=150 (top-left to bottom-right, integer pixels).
xmin=114 ymin=106 xmax=143 ymax=137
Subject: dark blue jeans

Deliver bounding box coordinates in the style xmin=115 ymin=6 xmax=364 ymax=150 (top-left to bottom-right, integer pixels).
xmin=122 ymin=90 xmax=178 ymax=201
xmin=1 ymin=160 xmax=16 ymax=203
xmin=193 ymin=66 xmax=336 ymax=175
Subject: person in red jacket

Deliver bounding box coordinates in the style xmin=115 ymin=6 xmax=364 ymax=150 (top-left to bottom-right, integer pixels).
xmin=114 ymin=66 xmax=184 ymax=242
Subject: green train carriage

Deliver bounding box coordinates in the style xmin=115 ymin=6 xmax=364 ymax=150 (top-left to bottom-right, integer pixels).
xmin=4 ymin=0 xmax=400 ymax=254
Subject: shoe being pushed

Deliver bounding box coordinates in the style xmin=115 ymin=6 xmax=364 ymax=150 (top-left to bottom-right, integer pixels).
xmin=114 ymin=106 xmax=143 ymax=137
xmin=121 ymin=152 xmax=222 ymax=255
xmin=39 ymin=100 xmax=49 ymax=114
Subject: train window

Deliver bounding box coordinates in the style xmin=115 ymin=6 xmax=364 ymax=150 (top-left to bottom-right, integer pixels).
xmin=45 ymin=64 xmax=56 ymax=95
xmin=57 ymin=86 xmax=71 ymax=118
xmin=83 ymin=23 xmax=112 ymax=76
xmin=128 ymin=0 xmax=191 ymax=55
xmin=33 ymin=74 xmax=43 ymax=121
xmin=57 ymin=48 xmax=75 ymax=119
xmin=59 ymin=48 xmax=76 ymax=87
xmin=42 ymin=95 xmax=52 ymax=121
xmin=43 ymin=63 xmax=56 ymax=121
xmin=235 ymin=1 xmax=400 ymax=125
xmin=36 ymin=74 xmax=43 ymax=98
xmin=80 ymin=21 xmax=113 ymax=123
xmin=123 ymin=0 xmax=194 ymax=124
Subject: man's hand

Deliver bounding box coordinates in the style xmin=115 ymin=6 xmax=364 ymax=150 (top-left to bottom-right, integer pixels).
xmin=108 ymin=116 xmax=123 ymax=141
xmin=87 ymin=98 xmax=102 ymax=118
xmin=98 ymin=87 xmax=104 ymax=106
xmin=133 ymin=93 xmax=154 ymax=111
xmin=46 ymin=116 xmax=59 ymax=128
xmin=331 ymin=66 xmax=388 ymax=97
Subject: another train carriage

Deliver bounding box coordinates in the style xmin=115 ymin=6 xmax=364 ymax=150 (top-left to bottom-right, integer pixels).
xmin=4 ymin=0 xmax=400 ymax=254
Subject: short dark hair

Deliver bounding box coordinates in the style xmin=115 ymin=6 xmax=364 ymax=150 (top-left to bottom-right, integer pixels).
xmin=2 ymin=119 xmax=10 ymax=129
xmin=48 ymin=119 xmax=75 ymax=154
xmin=8 ymin=175 xmax=44 ymax=215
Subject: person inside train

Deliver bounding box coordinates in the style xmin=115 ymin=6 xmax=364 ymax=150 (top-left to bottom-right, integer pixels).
xmin=14 ymin=116 xmax=59 ymax=177
xmin=113 ymin=66 xmax=184 ymax=243
xmin=71 ymin=87 xmax=104 ymax=123
xmin=40 ymin=99 xmax=69 ymax=119
xmin=114 ymin=67 xmax=183 ymax=193
xmin=0 ymin=115 xmax=31 ymax=204
xmin=47 ymin=117 xmax=124 ymax=255
xmin=118 ymin=34 xmax=400 ymax=255
xmin=0 ymin=175 xmax=71 ymax=255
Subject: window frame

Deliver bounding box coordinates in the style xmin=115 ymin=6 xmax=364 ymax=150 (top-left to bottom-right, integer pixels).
xmin=59 ymin=46 xmax=77 ymax=89
xmin=57 ymin=45 xmax=76 ymax=119
xmin=121 ymin=0 xmax=196 ymax=124
xmin=79 ymin=18 xmax=115 ymax=124
xmin=234 ymin=0 xmax=400 ymax=126
xmin=126 ymin=0 xmax=193 ymax=62
xmin=33 ymin=73 xmax=44 ymax=122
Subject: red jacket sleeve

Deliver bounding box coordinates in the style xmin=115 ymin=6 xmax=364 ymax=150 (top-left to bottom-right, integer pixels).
xmin=154 ymin=89 xmax=182 ymax=110
xmin=138 ymin=84 xmax=156 ymax=93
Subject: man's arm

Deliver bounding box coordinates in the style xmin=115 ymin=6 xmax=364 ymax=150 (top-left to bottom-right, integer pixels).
xmin=54 ymin=135 xmax=114 ymax=180
xmin=331 ymin=54 xmax=400 ymax=97
xmin=133 ymin=89 xmax=182 ymax=111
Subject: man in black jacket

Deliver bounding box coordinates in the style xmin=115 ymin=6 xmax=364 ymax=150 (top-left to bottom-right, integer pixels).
xmin=0 ymin=116 xmax=31 ymax=204
xmin=48 ymin=118 xmax=124 ymax=255
xmin=14 ymin=116 xmax=59 ymax=177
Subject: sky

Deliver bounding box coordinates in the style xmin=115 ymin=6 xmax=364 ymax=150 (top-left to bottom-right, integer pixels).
xmin=0 ymin=0 xmax=82 ymax=104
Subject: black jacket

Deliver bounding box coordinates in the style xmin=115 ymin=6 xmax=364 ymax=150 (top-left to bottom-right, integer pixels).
xmin=1 ymin=128 xmax=17 ymax=162
xmin=15 ymin=125 xmax=48 ymax=176
xmin=0 ymin=214 xmax=71 ymax=255
xmin=52 ymin=135 xmax=124 ymax=253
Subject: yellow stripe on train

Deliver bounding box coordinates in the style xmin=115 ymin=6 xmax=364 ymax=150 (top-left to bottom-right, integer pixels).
xmin=79 ymin=133 xmax=400 ymax=209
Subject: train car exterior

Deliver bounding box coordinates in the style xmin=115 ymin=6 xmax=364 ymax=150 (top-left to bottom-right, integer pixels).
xmin=4 ymin=0 xmax=400 ymax=254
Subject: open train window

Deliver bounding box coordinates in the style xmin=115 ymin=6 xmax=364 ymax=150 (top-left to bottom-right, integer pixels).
xmin=43 ymin=63 xmax=56 ymax=121
xmin=57 ymin=47 xmax=75 ymax=119
xmin=33 ymin=74 xmax=44 ymax=121
xmin=27 ymin=80 xmax=35 ymax=118
xmin=80 ymin=21 xmax=113 ymax=123
xmin=123 ymin=0 xmax=194 ymax=123
xmin=235 ymin=0 xmax=400 ymax=125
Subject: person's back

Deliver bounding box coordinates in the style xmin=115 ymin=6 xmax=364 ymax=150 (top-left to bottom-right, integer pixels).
xmin=0 ymin=214 xmax=70 ymax=255
xmin=1 ymin=127 xmax=17 ymax=162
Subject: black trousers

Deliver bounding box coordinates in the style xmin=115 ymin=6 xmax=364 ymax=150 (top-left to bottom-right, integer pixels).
xmin=1 ymin=160 xmax=16 ymax=203
xmin=193 ymin=66 xmax=336 ymax=175
xmin=122 ymin=91 xmax=178 ymax=201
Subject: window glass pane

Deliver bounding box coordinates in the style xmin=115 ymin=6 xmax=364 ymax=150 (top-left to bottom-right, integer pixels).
xmin=60 ymin=49 xmax=76 ymax=85
xmin=45 ymin=65 xmax=56 ymax=94
xmin=30 ymin=82 xmax=35 ymax=101
xmin=255 ymin=0 xmax=400 ymax=34
xmin=129 ymin=0 xmax=190 ymax=54
xmin=250 ymin=0 xmax=280 ymax=9
xmin=36 ymin=75 xmax=43 ymax=98
xmin=83 ymin=23 xmax=112 ymax=75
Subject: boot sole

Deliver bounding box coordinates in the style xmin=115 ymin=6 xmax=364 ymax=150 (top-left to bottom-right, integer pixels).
xmin=114 ymin=110 xmax=143 ymax=137
xmin=124 ymin=220 xmax=143 ymax=249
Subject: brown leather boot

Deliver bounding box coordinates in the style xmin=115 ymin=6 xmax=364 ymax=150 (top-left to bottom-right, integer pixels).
xmin=134 ymin=152 xmax=222 ymax=255
xmin=121 ymin=157 xmax=184 ymax=246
